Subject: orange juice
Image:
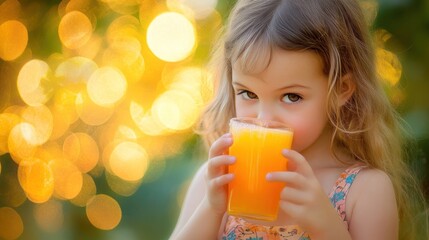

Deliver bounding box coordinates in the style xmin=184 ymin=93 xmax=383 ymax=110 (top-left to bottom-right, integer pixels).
xmin=228 ymin=118 xmax=293 ymax=221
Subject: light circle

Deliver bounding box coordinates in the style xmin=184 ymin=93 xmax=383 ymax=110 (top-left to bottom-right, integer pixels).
xmin=146 ymin=12 xmax=196 ymax=62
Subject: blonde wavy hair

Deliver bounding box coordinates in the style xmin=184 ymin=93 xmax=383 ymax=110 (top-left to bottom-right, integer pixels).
xmin=197 ymin=0 xmax=427 ymax=238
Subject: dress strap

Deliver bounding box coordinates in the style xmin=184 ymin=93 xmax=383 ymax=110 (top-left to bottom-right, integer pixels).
xmin=328 ymin=164 xmax=366 ymax=228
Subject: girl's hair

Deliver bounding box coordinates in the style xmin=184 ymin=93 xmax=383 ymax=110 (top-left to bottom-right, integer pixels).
xmin=197 ymin=0 xmax=427 ymax=238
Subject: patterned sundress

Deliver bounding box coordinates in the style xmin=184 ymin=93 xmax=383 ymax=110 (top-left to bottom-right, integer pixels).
xmin=222 ymin=165 xmax=366 ymax=240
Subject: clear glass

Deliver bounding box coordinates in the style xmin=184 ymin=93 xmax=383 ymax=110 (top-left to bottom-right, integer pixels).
xmin=227 ymin=117 xmax=294 ymax=221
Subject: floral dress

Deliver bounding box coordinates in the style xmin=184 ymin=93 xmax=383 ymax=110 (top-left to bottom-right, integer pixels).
xmin=222 ymin=165 xmax=366 ymax=240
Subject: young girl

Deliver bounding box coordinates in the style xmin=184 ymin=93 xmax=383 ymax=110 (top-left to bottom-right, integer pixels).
xmin=170 ymin=0 xmax=427 ymax=239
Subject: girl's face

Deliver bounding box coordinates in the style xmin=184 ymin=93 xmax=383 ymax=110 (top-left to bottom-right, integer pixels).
xmin=232 ymin=49 xmax=330 ymax=153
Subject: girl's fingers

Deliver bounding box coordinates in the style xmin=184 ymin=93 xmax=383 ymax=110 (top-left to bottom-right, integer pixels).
xmin=207 ymin=173 xmax=234 ymax=191
xmin=206 ymin=155 xmax=236 ymax=179
xmin=208 ymin=133 xmax=233 ymax=159
xmin=279 ymin=185 xmax=308 ymax=204
xmin=266 ymin=171 xmax=305 ymax=188
xmin=279 ymin=201 xmax=304 ymax=219
xmin=281 ymin=149 xmax=314 ymax=177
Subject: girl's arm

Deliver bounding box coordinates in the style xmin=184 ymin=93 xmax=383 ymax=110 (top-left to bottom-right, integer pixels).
xmin=170 ymin=134 xmax=235 ymax=240
xmin=169 ymin=163 xmax=225 ymax=240
xmin=346 ymin=169 xmax=398 ymax=239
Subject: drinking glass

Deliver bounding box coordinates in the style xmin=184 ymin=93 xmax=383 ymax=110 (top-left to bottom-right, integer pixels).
xmin=227 ymin=117 xmax=293 ymax=221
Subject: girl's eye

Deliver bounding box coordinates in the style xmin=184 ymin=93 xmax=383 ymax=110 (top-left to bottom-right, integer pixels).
xmin=237 ymin=90 xmax=258 ymax=100
xmin=282 ymin=93 xmax=302 ymax=103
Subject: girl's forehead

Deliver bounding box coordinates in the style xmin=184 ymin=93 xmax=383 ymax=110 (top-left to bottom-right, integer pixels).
xmin=232 ymin=48 xmax=326 ymax=85
xmin=232 ymin=46 xmax=325 ymax=77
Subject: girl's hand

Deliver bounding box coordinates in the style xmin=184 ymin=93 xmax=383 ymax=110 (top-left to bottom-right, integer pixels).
xmin=266 ymin=149 xmax=343 ymax=237
xmin=204 ymin=133 xmax=235 ymax=215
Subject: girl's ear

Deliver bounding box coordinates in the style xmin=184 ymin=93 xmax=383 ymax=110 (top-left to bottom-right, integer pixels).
xmin=339 ymin=73 xmax=356 ymax=106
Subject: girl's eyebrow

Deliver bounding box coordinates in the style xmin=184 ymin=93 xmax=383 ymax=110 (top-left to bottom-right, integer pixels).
xmin=232 ymin=81 xmax=310 ymax=90
xmin=231 ymin=82 xmax=247 ymax=88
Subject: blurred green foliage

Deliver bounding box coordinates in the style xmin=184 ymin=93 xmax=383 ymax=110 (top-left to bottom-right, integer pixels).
xmin=375 ymin=0 xmax=429 ymax=196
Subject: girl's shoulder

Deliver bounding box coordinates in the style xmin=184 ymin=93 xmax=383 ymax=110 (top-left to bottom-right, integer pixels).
xmin=328 ymin=163 xmax=391 ymax=196
xmin=347 ymin=166 xmax=394 ymax=197
xmin=343 ymin=164 xmax=395 ymax=204
xmin=345 ymin=166 xmax=398 ymax=238
xmin=347 ymin=166 xmax=396 ymax=205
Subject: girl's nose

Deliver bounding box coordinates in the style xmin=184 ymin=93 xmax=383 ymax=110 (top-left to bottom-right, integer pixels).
xmin=257 ymin=104 xmax=278 ymax=122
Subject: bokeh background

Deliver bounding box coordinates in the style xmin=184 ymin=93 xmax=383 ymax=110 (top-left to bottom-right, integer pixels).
xmin=0 ymin=0 xmax=428 ymax=239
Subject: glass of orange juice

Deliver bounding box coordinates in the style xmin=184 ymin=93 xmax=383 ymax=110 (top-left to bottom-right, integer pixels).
xmin=227 ymin=117 xmax=293 ymax=221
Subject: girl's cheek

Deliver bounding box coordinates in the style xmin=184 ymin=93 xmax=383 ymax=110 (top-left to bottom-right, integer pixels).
xmin=289 ymin=121 xmax=319 ymax=152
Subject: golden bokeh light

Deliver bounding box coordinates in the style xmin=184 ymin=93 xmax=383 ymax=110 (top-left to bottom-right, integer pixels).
xmin=64 ymin=0 xmax=91 ymax=11
xmin=103 ymin=36 xmax=145 ymax=84
xmin=76 ymin=34 xmax=103 ymax=60
xmin=101 ymin=142 xmax=116 ymax=173
xmin=49 ymin=106 xmax=71 ymax=141
xmin=8 ymin=123 xmax=38 ymax=164
xmin=18 ymin=158 xmax=54 ymax=203
xmin=53 ymin=87 xmax=80 ymax=125
xmin=376 ymin=48 xmax=402 ymax=86
xmin=34 ymin=142 xmax=63 ymax=164
xmin=33 ymin=199 xmax=64 ymax=233
xmin=106 ymin=14 xmax=142 ymax=43
xmin=0 ymin=113 xmax=21 ymax=155
xmin=0 ymin=20 xmax=28 ymax=61
xmin=101 ymin=0 xmax=141 ymax=15
xmin=87 ymin=66 xmax=128 ymax=107
xmin=55 ymin=56 xmax=98 ymax=84
xmin=64 ymin=0 xmax=97 ymax=27
xmin=109 ymin=141 xmax=149 ymax=181
xmin=104 ymin=15 xmax=145 ymax=83
xmin=0 ymin=207 xmax=24 ymax=240
xmin=147 ymin=12 xmax=196 ymax=62
xmin=129 ymin=101 xmax=172 ymax=136
xmin=58 ymin=11 xmax=93 ymax=49
xmin=86 ymin=194 xmax=122 ymax=230
xmin=99 ymin=123 xmax=140 ymax=152
xmin=52 ymin=157 xmax=83 ymax=200
xmin=3 ymin=105 xmax=25 ymax=115
xmin=70 ymin=173 xmax=97 ymax=207
xmin=152 ymin=89 xmax=199 ymax=131
xmin=163 ymin=66 xmax=214 ymax=105
xmin=167 ymin=0 xmax=218 ymax=19
xmin=13 ymin=122 xmax=37 ymax=145
xmin=116 ymin=125 xmax=139 ymax=140
xmin=0 ymin=0 xmax=22 ymax=23
xmin=63 ymin=132 xmax=99 ymax=173
xmin=375 ymin=29 xmax=392 ymax=47
xmin=21 ymin=105 xmax=54 ymax=146
xmin=374 ymin=29 xmax=403 ymax=86
xmin=138 ymin=0 xmax=163 ymax=27
xmin=105 ymin=171 xmax=142 ymax=197
xmin=75 ymin=90 xmax=115 ymax=126
xmin=129 ymin=102 xmax=162 ymax=136
xmin=17 ymin=59 xmax=53 ymax=107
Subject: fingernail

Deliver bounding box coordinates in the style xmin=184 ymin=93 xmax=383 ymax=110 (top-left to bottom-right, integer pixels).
xmin=266 ymin=173 xmax=272 ymax=180
xmin=228 ymin=156 xmax=236 ymax=163
xmin=226 ymin=173 xmax=234 ymax=180
xmin=282 ymin=149 xmax=290 ymax=155
xmin=224 ymin=133 xmax=232 ymax=138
